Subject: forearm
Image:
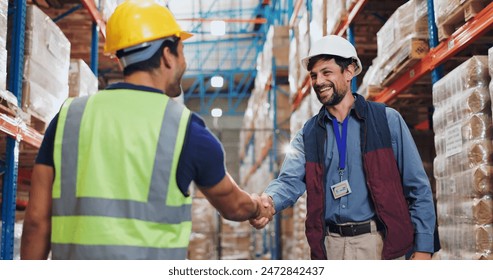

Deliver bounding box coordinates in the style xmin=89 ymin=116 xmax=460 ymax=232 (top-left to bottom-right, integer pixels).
xmin=21 ymin=220 xmax=51 ymax=259
xmin=200 ymin=173 xmax=260 ymax=221
xmin=221 ymin=190 xmax=259 ymax=221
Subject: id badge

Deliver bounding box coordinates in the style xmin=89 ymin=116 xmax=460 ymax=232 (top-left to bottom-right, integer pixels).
xmin=330 ymin=180 xmax=352 ymax=199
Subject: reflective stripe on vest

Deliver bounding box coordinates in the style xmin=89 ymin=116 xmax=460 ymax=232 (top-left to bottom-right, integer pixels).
xmin=52 ymin=90 xmax=192 ymax=259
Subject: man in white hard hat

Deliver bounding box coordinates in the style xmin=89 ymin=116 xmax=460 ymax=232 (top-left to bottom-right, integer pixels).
xmin=21 ymin=0 xmax=269 ymax=260
xmin=250 ymin=35 xmax=439 ymax=260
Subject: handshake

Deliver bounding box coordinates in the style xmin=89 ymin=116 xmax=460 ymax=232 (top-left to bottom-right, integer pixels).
xmin=249 ymin=193 xmax=276 ymax=229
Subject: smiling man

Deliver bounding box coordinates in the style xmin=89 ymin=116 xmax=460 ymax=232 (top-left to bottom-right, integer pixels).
xmin=250 ymin=35 xmax=440 ymax=260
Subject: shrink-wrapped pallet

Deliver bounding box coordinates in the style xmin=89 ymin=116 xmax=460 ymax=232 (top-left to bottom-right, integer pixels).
xmin=23 ymin=5 xmax=70 ymax=124
xmin=188 ymin=185 xmax=219 ymax=260
xmin=437 ymin=196 xmax=493 ymax=226
xmin=0 ymin=0 xmax=7 ymax=91
xmin=433 ymin=56 xmax=493 ymax=259
xmin=438 ymin=223 xmax=493 ymax=259
xmin=376 ymin=0 xmax=429 ymax=86
xmin=490 ymin=47 xmax=493 ymax=113
xmin=310 ymin=0 xmax=326 ymax=45
xmin=376 ymin=0 xmax=428 ymax=61
xmin=0 ymin=0 xmax=12 ymax=105
xmin=436 ymin=164 xmax=493 ymax=199
xmin=433 ymin=56 xmax=490 ymax=106
xmin=69 ymin=59 xmax=98 ymax=97
xmin=326 ymin=0 xmax=346 ymax=35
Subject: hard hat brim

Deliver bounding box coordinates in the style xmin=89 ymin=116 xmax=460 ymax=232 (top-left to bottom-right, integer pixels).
xmin=180 ymin=31 xmax=193 ymax=41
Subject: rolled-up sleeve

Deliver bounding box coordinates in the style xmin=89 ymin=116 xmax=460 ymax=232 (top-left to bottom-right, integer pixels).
xmin=386 ymin=107 xmax=436 ymax=253
xmin=265 ymin=130 xmax=307 ymax=213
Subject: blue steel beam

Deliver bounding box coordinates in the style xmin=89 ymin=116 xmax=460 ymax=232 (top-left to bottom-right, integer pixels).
xmin=347 ymin=24 xmax=358 ymax=92
xmin=1 ymin=0 xmax=25 ymax=260
xmin=52 ymin=4 xmax=82 ymax=23
xmin=179 ymin=0 xmax=289 ymax=117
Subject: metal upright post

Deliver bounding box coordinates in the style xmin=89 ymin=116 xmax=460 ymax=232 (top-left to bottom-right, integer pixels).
xmin=270 ymin=57 xmax=281 ymax=260
xmin=347 ymin=24 xmax=358 ymax=92
xmin=1 ymin=0 xmax=25 ymax=260
xmin=91 ymin=19 xmax=99 ymax=76
xmin=427 ymin=0 xmax=443 ymax=84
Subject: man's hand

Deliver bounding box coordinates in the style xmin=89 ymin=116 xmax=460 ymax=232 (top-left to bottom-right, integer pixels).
xmin=409 ymin=252 xmax=432 ymax=260
xmin=249 ymin=193 xmax=275 ymax=229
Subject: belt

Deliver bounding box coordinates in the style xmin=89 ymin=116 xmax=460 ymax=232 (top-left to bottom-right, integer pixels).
xmin=326 ymin=221 xmax=374 ymax=237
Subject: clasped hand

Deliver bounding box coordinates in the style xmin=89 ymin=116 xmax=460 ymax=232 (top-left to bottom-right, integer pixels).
xmin=249 ymin=193 xmax=275 ymax=229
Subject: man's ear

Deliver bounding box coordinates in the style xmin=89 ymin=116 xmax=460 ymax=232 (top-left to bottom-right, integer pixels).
xmin=345 ymin=64 xmax=355 ymax=81
xmin=161 ymin=47 xmax=172 ymax=69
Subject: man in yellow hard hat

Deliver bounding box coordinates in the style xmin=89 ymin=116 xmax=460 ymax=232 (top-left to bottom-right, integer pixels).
xmin=21 ymin=0 xmax=271 ymax=260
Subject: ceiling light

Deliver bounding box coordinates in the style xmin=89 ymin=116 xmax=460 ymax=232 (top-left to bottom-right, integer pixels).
xmin=211 ymin=108 xmax=223 ymax=118
xmin=210 ymin=20 xmax=226 ymax=36
xmin=211 ymin=75 xmax=224 ymax=88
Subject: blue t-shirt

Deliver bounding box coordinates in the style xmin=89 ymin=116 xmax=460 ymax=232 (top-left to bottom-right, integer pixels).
xmin=35 ymin=83 xmax=226 ymax=196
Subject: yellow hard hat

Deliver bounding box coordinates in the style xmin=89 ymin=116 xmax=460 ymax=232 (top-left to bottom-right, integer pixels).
xmin=104 ymin=0 xmax=193 ymax=54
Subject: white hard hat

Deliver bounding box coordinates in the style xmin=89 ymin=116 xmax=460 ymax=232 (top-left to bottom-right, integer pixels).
xmin=301 ymin=35 xmax=362 ymax=76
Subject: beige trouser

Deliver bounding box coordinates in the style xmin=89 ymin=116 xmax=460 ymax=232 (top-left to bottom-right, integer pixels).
xmin=325 ymin=220 xmax=395 ymax=260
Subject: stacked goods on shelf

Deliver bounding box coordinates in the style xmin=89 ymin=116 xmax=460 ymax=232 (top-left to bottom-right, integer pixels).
xmin=237 ymin=25 xmax=291 ymax=260
xmin=0 ymin=0 xmax=16 ymax=108
xmin=310 ymin=0 xmax=327 ymax=45
xmin=0 ymin=0 xmax=6 ymax=92
xmin=22 ymin=5 xmax=70 ymax=131
xmin=289 ymin=3 xmax=309 ymax=101
xmin=432 ymin=56 xmax=493 ymax=260
xmin=69 ymin=59 xmax=98 ymax=97
xmin=490 ymin=47 xmax=493 ymax=112
xmin=376 ymin=0 xmax=429 ymax=86
xmin=433 ymin=0 xmax=490 ymax=41
xmin=358 ymin=0 xmax=429 ymax=98
xmin=220 ymin=217 xmax=253 ymax=260
xmin=187 ymin=183 xmax=219 ymax=260
xmin=326 ymin=0 xmax=346 ymax=35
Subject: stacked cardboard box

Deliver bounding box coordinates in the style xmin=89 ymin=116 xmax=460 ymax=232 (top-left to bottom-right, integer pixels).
xmin=433 ymin=56 xmax=493 ymax=259
xmin=326 ymin=0 xmax=346 ymax=35
xmin=23 ymin=5 xmax=70 ymax=126
xmin=434 ymin=0 xmax=490 ymax=41
xmin=360 ymin=0 xmax=429 ymax=97
xmin=69 ymin=59 xmax=98 ymax=97
xmin=0 ymin=0 xmax=15 ymax=107
xmin=187 ymin=184 xmax=219 ymax=260
xmin=0 ymin=0 xmax=6 ymax=92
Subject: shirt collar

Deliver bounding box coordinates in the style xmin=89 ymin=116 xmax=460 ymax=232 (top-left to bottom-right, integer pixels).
xmin=323 ymin=94 xmax=358 ymax=122
xmin=105 ymin=82 xmax=164 ymax=94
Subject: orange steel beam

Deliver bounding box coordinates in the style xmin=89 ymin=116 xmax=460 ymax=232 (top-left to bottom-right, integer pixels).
xmin=336 ymin=0 xmax=368 ymax=36
xmin=80 ymin=0 xmax=106 ymax=38
xmin=0 ymin=114 xmax=42 ymax=148
xmin=375 ymin=2 xmax=493 ymax=104
xmin=291 ymin=75 xmax=311 ymax=111
xmin=178 ymin=17 xmax=267 ymax=24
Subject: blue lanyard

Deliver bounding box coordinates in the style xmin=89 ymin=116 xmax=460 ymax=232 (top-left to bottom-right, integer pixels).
xmin=332 ymin=117 xmax=348 ymax=181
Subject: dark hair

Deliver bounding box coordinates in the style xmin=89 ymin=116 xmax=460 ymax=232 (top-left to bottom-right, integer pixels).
xmin=121 ymin=36 xmax=181 ymax=76
xmin=306 ymin=54 xmax=354 ymax=73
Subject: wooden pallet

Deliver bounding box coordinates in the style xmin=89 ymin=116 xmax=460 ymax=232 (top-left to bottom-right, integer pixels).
xmin=366 ymin=85 xmax=384 ymax=101
xmin=381 ymin=39 xmax=429 ymax=87
xmin=437 ymin=0 xmax=489 ymax=41
xmin=23 ymin=109 xmax=48 ymax=134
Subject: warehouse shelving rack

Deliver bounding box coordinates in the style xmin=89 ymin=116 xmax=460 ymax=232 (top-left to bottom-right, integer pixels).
xmin=181 ymin=0 xmax=293 ymax=116
xmin=1 ymin=0 xmax=295 ymax=260
xmin=0 ymin=0 xmax=44 ymax=260
xmin=0 ymin=0 xmax=103 ymax=260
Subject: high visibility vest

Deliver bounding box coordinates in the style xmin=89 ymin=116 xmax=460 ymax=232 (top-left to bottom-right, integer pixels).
xmin=51 ymin=89 xmax=192 ymax=259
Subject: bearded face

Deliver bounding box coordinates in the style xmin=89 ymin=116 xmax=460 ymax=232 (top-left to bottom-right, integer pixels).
xmin=309 ymin=58 xmax=351 ymax=107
